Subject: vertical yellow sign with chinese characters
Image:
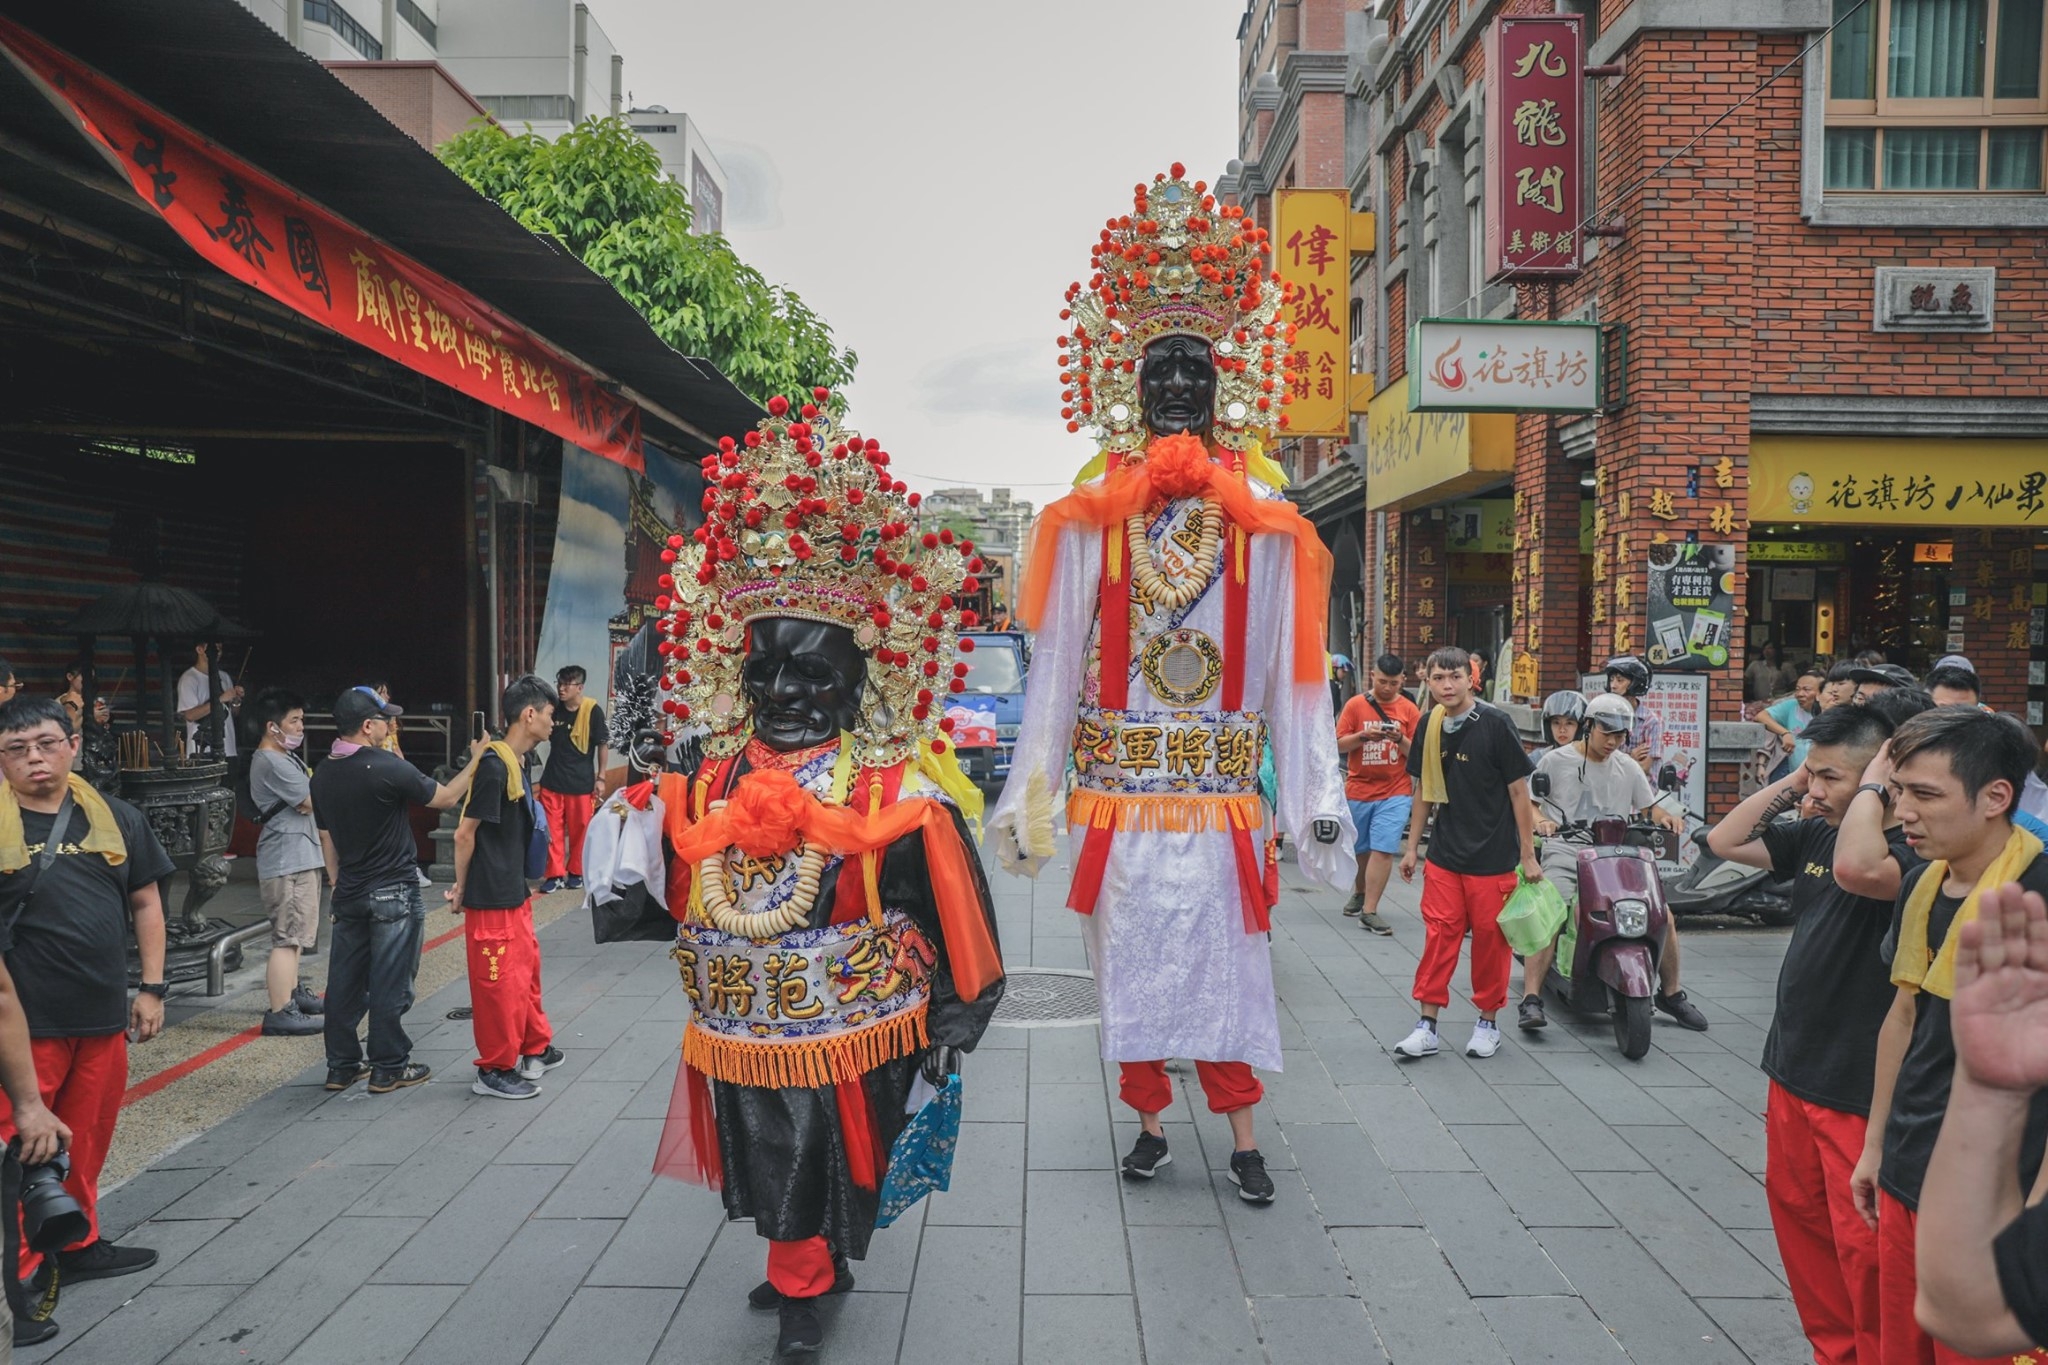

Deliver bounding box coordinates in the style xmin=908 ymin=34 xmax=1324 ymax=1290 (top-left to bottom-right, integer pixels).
xmin=1274 ymin=190 xmax=1351 ymax=438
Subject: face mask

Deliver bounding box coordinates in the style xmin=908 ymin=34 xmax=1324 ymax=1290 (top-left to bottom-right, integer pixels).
xmin=272 ymin=727 xmax=305 ymax=751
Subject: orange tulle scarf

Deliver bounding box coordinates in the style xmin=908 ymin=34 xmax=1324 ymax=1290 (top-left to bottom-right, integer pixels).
xmin=663 ymin=769 xmax=1002 ymax=1005
xmin=1018 ymin=434 xmax=1332 ymax=684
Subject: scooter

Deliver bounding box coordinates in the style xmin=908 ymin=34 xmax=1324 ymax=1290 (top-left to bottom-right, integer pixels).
xmin=1649 ymin=765 xmax=1796 ymax=925
xmin=1530 ymin=773 xmax=1673 ymax=1060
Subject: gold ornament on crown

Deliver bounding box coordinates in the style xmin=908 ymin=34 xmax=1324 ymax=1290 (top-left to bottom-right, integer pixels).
xmin=650 ymin=389 xmax=985 ymax=769
xmin=1058 ymin=163 xmax=1300 ymax=458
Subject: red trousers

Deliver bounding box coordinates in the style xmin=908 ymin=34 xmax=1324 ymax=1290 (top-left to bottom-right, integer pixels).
xmin=463 ymin=901 xmax=552 ymax=1072
xmin=766 ymin=1235 xmax=835 ymax=1298
xmin=1413 ymin=865 xmax=1519 ymax=1013
xmin=1877 ymin=1189 xmax=2048 ymax=1364
xmin=0 ymin=1033 xmax=126 ymax=1278
xmin=1117 ymin=1059 xmax=1263 ymax=1115
xmin=1766 ymin=1082 xmax=1880 ymax=1365
xmin=537 ymin=787 xmax=593 ymax=880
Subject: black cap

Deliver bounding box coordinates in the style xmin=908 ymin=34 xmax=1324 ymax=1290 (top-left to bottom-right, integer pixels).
xmin=333 ymin=685 xmax=403 ymax=732
xmin=1847 ymin=663 xmax=1917 ymax=689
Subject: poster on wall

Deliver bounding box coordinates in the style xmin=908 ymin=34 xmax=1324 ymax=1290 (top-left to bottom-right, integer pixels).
xmin=1583 ymin=671 xmax=1708 ymax=872
xmin=1645 ymin=541 xmax=1738 ymax=671
xmin=533 ymin=442 xmax=703 ymax=719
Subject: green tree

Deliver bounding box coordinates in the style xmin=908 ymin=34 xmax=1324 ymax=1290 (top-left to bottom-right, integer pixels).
xmin=439 ymin=117 xmax=855 ymax=403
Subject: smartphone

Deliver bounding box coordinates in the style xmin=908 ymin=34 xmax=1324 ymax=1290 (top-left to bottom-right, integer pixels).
xmin=470 ymin=710 xmax=488 ymax=744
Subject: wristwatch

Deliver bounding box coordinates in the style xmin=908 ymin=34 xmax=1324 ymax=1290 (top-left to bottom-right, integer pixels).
xmin=136 ymin=981 xmax=168 ymax=998
xmin=1855 ymin=783 xmax=1892 ymax=808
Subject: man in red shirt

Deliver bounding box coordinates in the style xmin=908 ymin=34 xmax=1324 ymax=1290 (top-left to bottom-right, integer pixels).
xmin=1337 ymin=654 xmax=1421 ymax=934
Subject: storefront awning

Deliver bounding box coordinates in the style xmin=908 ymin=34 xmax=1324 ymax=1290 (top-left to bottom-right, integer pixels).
xmin=0 ymin=0 xmax=761 ymax=458
xmin=1363 ymin=379 xmax=1517 ymax=512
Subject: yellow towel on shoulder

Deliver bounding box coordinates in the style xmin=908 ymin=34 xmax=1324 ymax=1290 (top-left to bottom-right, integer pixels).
xmin=1892 ymin=823 xmax=2043 ymax=1000
xmin=0 ymin=773 xmax=126 ymax=872
xmin=1418 ymin=706 xmax=1449 ymax=805
xmin=567 ymin=696 xmax=595 ymax=754
xmin=463 ymin=741 xmax=526 ymax=816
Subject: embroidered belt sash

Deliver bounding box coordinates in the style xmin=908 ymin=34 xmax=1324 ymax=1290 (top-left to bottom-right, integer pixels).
xmin=1069 ymin=706 xmax=1267 ymax=833
xmin=673 ymin=910 xmax=935 ymax=1090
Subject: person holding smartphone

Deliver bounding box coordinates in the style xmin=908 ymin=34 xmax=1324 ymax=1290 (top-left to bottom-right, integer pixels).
xmin=1336 ymin=655 xmax=1421 ymax=935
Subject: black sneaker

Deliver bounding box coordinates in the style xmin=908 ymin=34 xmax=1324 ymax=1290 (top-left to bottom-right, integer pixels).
xmin=471 ymin=1067 xmax=540 ymax=1100
xmin=291 ymin=984 xmax=326 ymax=1016
xmin=1517 ymin=995 xmax=1548 ymax=1031
xmin=776 ymin=1296 xmax=824 ymax=1357
xmin=324 ymin=1063 xmax=370 ymax=1091
xmin=564 ymin=874 xmax=584 ymax=891
xmin=748 ymin=1254 xmax=854 ymax=1310
xmin=261 ymin=1004 xmax=323 ymax=1037
xmin=1120 ymin=1130 xmax=1172 ymax=1180
xmin=538 ymin=877 xmax=566 ymax=894
xmin=367 ymin=1063 xmax=432 ymax=1094
xmin=12 ymin=1316 xmax=57 ymax=1348
xmin=1228 ymin=1149 xmax=1277 ymax=1204
xmin=517 ymin=1046 xmax=566 ymax=1082
xmin=1656 ymin=990 xmax=1710 ymax=1032
xmin=56 ymin=1239 xmax=158 ymax=1282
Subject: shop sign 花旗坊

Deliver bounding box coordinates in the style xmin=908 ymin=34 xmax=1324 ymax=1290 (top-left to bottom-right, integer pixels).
xmin=1408 ymin=319 xmax=1601 ymax=413
xmin=0 ymin=18 xmax=645 ymax=470
xmin=1364 ymin=380 xmax=1514 ymax=512
xmin=1753 ymin=438 xmax=2048 ymax=527
xmin=1273 ymin=189 xmax=1351 ymax=438
xmin=1484 ymin=14 xmax=1584 ymax=280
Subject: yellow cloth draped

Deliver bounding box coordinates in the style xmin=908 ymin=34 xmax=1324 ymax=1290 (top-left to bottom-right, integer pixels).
xmin=464 ymin=741 xmax=526 ymax=815
xmin=566 ymin=697 xmax=595 ymax=754
xmin=1418 ymin=707 xmax=1450 ymax=805
xmin=0 ymin=773 xmax=126 ymax=872
xmin=1891 ymin=824 xmax=2043 ymax=1000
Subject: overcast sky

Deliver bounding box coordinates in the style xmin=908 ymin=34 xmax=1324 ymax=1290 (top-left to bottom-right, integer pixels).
xmin=597 ymin=0 xmax=1246 ymax=503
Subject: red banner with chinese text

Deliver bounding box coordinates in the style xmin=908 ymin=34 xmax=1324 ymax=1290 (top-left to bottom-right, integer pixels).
xmin=1273 ymin=189 xmax=1350 ymax=439
xmin=1483 ymin=14 xmax=1584 ymax=281
xmin=0 ymin=19 xmax=644 ymax=470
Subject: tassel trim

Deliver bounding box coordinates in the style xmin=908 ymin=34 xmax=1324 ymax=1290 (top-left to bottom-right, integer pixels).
xmin=682 ymin=1005 xmax=930 ymax=1090
xmin=1066 ymin=788 xmax=1265 ymax=834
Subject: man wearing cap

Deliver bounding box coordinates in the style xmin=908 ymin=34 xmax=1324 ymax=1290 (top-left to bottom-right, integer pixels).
xmin=1519 ymin=694 xmax=1701 ymax=1030
xmin=1925 ymin=656 xmax=1990 ymax=711
xmin=311 ymin=687 xmax=489 ymax=1095
xmin=1848 ymin=662 xmax=1917 ymax=704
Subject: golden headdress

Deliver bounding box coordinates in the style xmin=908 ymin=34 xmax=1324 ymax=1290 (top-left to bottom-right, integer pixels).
xmin=653 ymin=389 xmax=984 ymax=768
xmin=1059 ymin=163 xmax=1301 ymax=458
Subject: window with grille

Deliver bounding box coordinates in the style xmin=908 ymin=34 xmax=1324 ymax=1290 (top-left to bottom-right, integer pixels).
xmin=1824 ymin=0 xmax=2047 ymax=191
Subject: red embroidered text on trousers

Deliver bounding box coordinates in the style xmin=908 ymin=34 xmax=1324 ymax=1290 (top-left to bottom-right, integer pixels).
xmin=766 ymin=1235 xmax=835 ymax=1298
xmin=1412 ymin=866 xmax=1518 ymax=1013
xmin=0 ymin=1032 xmax=126 ymax=1278
xmin=1877 ymin=1188 xmax=2048 ymax=1365
xmin=537 ymin=787 xmax=593 ymax=880
xmin=1117 ymin=1059 xmax=1263 ymax=1115
xmin=462 ymin=901 xmax=552 ymax=1072
xmin=1765 ymin=1081 xmax=1879 ymax=1365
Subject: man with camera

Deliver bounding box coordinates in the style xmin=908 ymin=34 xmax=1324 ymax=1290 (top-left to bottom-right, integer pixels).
xmin=0 ymin=695 xmax=172 ymax=1345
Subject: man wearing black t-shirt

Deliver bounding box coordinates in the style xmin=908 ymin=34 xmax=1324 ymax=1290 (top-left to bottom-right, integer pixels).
xmin=536 ymin=664 xmax=608 ymax=895
xmin=448 ymin=676 xmax=562 ymax=1101
xmin=1850 ymin=708 xmax=2048 ymax=1365
xmin=1917 ymin=881 xmax=2048 ymax=1358
xmin=1394 ymin=647 xmax=1538 ymax=1061
xmin=1708 ymin=703 xmax=1905 ymax=1365
xmin=0 ymin=697 xmax=172 ymax=1301
xmin=311 ymin=687 xmax=489 ymax=1095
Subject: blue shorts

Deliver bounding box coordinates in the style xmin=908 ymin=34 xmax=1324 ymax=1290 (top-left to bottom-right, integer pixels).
xmin=1348 ymin=796 xmax=1413 ymax=855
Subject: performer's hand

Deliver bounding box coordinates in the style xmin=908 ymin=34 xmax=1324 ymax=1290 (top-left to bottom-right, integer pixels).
xmin=129 ymin=990 xmax=164 ymax=1043
xmin=10 ymin=1103 xmax=69 ymax=1169
xmin=1399 ymin=847 xmax=1418 ymax=882
xmin=920 ymin=1046 xmax=961 ymax=1088
xmin=1313 ymin=818 xmax=1340 ymax=844
xmin=1951 ymin=883 xmax=2048 ymax=1093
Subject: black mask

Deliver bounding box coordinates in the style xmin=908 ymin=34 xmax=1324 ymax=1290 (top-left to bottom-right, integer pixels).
xmin=743 ymin=617 xmax=867 ymax=751
xmin=1141 ymin=335 xmax=1217 ymax=438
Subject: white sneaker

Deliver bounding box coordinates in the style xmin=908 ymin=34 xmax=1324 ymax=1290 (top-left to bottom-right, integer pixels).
xmin=1465 ymin=1023 xmax=1503 ymax=1058
xmin=1393 ymin=1024 xmax=1440 ymax=1058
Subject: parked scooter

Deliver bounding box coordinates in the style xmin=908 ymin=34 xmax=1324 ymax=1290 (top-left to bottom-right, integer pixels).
xmin=1651 ymin=765 xmax=1797 ymax=926
xmin=1530 ymin=772 xmax=1674 ymax=1060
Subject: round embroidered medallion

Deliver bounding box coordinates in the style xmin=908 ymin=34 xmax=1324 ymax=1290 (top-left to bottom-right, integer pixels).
xmin=1140 ymin=628 xmax=1223 ymax=706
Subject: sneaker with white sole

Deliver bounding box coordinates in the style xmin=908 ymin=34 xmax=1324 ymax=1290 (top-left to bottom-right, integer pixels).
xmin=517 ymin=1046 xmax=566 ymax=1082
xmin=472 ymin=1067 xmax=540 ymax=1100
xmin=1392 ymin=1023 xmax=1440 ymax=1058
xmin=1465 ymin=1022 xmax=1503 ymax=1058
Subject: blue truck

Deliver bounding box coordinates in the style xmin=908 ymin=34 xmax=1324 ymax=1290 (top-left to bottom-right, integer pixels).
xmin=945 ymin=630 xmax=1029 ymax=787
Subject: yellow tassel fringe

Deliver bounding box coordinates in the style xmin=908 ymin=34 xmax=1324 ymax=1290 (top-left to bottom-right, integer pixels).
xmin=682 ymin=1005 xmax=930 ymax=1089
xmin=1066 ymin=788 xmax=1265 ymax=834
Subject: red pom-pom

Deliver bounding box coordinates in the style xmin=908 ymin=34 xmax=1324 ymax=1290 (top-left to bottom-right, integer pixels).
xmin=939 ymin=716 xmax=956 ymax=732
xmin=767 ymin=395 xmax=790 ymax=417
xmin=658 ymin=573 xmax=675 ymax=589
xmin=922 ymin=532 xmax=939 ymax=549
xmin=948 ymin=679 xmax=965 ymax=693
xmin=814 ymin=386 xmax=831 ymax=402
xmin=908 ymin=491 xmax=922 ymax=507
xmin=959 ymin=638 xmax=975 ymax=652
xmin=953 ymin=662 xmax=970 ymax=677
xmin=932 ymin=738 xmax=948 ymax=753
xmin=923 ymin=660 xmax=940 ymax=677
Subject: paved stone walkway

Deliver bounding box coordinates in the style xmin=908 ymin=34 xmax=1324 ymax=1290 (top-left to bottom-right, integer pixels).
xmin=29 ymin=850 xmax=1802 ymax=1364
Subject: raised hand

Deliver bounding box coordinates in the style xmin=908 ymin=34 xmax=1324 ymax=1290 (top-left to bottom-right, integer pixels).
xmin=1951 ymin=883 xmax=2048 ymax=1093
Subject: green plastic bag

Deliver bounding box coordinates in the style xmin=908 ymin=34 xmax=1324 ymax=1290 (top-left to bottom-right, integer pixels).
xmin=1497 ymin=871 xmax=1568 ymax=956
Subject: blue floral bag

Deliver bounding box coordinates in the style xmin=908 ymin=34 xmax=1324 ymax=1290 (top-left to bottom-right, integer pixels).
xmin=874 ymin=1073 xmax=962 ymax=1228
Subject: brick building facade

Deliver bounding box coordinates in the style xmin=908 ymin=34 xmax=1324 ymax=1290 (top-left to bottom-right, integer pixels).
xmin=1230 ymin=0 xmax=2048 ymax=811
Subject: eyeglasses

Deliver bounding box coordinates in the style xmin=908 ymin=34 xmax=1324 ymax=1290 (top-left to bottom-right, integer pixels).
xmin=0 ymin=737 xmax=72 ymax=761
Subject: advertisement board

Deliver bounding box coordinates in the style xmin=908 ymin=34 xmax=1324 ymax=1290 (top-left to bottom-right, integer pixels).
xmin=1582 ymin=671 xmax=1708 ymax=872
xmin=1273 ymin=189 xmax=1351 ymax=438
xmin=1645 ymin=542 xmax=1739 ymax=671
xmin=1483 ymin=14 xmax=1585 ymax=280
xmin=1408 ymin=318 xmax=1601 ymax=413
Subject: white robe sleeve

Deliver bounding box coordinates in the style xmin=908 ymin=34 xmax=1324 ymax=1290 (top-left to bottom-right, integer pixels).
xmin=1260 ymin=536 xmax=1357 ymax=893
xmin=987 ymin=524 xmax=1100 ymax=878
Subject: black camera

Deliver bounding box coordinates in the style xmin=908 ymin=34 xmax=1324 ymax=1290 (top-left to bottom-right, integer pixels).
xmin=13 ymin=1146 xmax=87 ymax=1254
